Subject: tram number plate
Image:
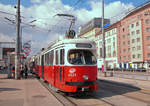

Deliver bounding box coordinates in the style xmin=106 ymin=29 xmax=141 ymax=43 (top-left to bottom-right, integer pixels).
xmin=82 ymin=87 xmax=89 ymax=91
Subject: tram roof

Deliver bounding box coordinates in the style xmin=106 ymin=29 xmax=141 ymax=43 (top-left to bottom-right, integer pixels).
xmin=40 ymin=38 xmax=96 ymax=54
xmin=52 ymin=38 xmax=95 ymax=47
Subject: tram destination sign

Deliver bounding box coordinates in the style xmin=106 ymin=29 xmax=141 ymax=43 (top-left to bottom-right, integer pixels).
xmin=76 ymin=43 xmax=92 ymax=48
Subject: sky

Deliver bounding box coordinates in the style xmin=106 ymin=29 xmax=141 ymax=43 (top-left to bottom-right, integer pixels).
xmin=0 ymin=0 xmax=148 ymax=56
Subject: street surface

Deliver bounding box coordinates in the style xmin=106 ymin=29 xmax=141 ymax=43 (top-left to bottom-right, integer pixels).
xmin=0 ymin=69 xmax=150 ymax=106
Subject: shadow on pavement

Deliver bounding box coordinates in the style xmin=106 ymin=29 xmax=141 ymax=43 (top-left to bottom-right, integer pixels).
xmin=0 ymin=88 xmax=21 ymax=92
xmin=93 ymin=79 xmax=141 ymax=99
xmin=70 ymin=79 xmax=141 ymax=99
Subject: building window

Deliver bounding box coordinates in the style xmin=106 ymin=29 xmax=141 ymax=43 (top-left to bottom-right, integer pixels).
xmin=123 ymin=41 xmax=125 ymax=45
xmin=128 ymin=33 xmax=130 ymax=37
xmin=128 ymin=56 xmax=131 ymax=59
xmin=113 ymin=42 xmax=115 ymax=47
xmin=136 ymin=22 xmax=139 ymax=26
xmin=128 ymin=48 xmax=130 ymax=52
xmin=107 ymin=39 xmax=111 ymax=43
xmin=148 ymin=53 xmax=150 ymax=58
xmin=137 ymin=46 xmax=141 ymax=50
xmin=124 ymin=56 xmax=126 ymax=59
xmin=136 ymin=30 xmax=140 ymax=34
xmin=123 ymin=35 xmax=125 ymax=38
xmin=100 ymin=48 xmax=102 ymax=57
xmin=137 ymin=54 xmax=141 ymax=58
xmin=131 ymin=24 xmax=134 ymax=28
xmin=113 ymin=37 xmax=115 ymax=41
xmin=123 ymin=28 xmax=125 ymax=32
xmin=132 ymin=39 xmax=135 ymax=43
xmin=131 ymin=31 xmax=135 ymax=35
xmin=148 ymin=45 xmax=150 ymax=49
xmin=132 ymin=54 xmax=136 ymax=59
xmin=147 ymin=36 xmax=150 ymax=40
xmin=128 ymin=41 xmax=130 ymax=45
xmin=123 ymin=49 xmax=126 ymax=52
xmin=132 ymin=47 xmax=136 ymax=51
xmin=146 ymin=28 xmax=150 ymax=32
xmin=145 ymin=19 xmax=150 ymax=24
xmin=137 ymin=38 xmax=140 ymax=42
xmin=113 ymin=51 xmax=116 ymax=57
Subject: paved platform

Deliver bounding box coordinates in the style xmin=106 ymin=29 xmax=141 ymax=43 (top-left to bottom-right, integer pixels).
xmin=98 ymin=72 xmax=150 ymax=90
xmin=0 ymin=74 xmax=62 ymax=106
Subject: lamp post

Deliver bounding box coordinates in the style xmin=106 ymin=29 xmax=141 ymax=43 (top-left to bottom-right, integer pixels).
xmin=15 ymin=0 xmax=21 ymax=79
xmin=101 ymin=0 xmax=106 ymax=75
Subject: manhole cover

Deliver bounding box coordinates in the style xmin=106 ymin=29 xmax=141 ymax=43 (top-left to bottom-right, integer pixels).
xmin=32 ymin=95 xmax=46 ymax=98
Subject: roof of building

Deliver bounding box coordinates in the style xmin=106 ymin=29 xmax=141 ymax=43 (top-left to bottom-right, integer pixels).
xmin=0 ymin=42 xmax=15 ymax=44
xmin=95 ymin=21 xmax=120 ymax=37
xmin=124 ymin=1 xmax=150 ymax=19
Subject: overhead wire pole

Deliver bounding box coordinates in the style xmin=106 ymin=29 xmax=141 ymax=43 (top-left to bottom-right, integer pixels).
xmin=15 ymin=0 xmax=21 ymax=79
xmin=101 ymin=0 xmax=106 ymax=75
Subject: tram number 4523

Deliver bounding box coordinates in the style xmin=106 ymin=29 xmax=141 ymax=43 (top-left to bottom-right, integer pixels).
xmin=68 ymin=73 xmax=76 ymax=77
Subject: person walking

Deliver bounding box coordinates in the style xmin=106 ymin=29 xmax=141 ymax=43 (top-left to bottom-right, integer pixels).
xmin=24 ymin=65 xmax=28 ymax=79
xmin=20 ymin=64 xmax=24 ymax=79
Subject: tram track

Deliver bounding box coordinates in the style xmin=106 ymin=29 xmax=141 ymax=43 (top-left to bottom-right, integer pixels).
xmin=37 ymin=77 xmax=150 ymax=106
xmin=38 ymin=78 xmax=116 ymax=106
xmin=98 ymin=80 xmax=150 ymax=104
xmin=38 ymin=78 xmax=77 ymax=106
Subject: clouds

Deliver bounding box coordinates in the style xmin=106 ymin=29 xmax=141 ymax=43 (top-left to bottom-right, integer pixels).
xmin=0 ymin=0 xmax=135 ymax=56
xmin=0 ymin=33 xmax=15 ymax=42
xmin=30 ymin=0 xmax=42 ymax=3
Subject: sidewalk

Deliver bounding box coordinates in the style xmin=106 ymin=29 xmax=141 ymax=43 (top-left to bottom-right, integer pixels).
xmin=0 ymin=74 xmax=62 ymax=106
xmin=98 ymin=72 xmax=150 ymax=90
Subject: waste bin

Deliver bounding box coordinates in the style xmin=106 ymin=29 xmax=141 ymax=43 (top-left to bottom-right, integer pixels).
xmin=110 ymin=72 xmax=113 ymax=77
xmin=104 ymin=72 xmax=107 ymax=77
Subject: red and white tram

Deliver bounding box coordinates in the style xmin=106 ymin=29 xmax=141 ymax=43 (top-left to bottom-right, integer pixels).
xmin=34 ymin=38 xmax=98 ymax=92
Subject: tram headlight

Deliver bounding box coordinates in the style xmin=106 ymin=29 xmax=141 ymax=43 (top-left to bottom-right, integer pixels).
xmin=83 ymin=75 xmax=88 ymax=80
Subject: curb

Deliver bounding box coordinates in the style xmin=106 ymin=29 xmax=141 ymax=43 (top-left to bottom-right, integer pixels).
xmin=99 ymin=79 xmax=141 ymax=90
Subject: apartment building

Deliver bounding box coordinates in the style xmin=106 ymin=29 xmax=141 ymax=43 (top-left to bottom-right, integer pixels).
xmin=0 ymin=42 xmax=15 ymax=68
xmin=119 ymin=2 xmax=150 ymax=69
xmin=95 ymin=22 xmax=120 ymax=69
xmin=78 ymin=2 xmax=150 ymax=69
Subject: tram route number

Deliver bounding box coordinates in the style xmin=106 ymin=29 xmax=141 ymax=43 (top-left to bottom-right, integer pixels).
xmin=68 ymin=73 xmax=76 ymax=77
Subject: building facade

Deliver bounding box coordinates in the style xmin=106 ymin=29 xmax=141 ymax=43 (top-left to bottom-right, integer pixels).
xmin=78 ymin=2 xmax=150 ymax=70
xmin=119 ymin=2 xmax=150 ymax=69
xmin=95 ymin=22 xmax=120 ymax=69
xmin=0 ymin=42 xmax=15 ymax=68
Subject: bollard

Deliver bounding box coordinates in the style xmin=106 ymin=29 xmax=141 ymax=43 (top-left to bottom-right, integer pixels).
xmin=110 ymin=72 xmax=113 ymax=77
xmin=104 ymin=72 xmax=107 ymax=77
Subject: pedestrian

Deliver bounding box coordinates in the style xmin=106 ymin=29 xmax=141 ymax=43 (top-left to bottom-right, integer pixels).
xmin=20 ymin=64 xmax=24 ymax=79
xmin=24 ymin=65 xmax=28 ymax=79
xmin=12 ymin=65 xmax=15 ymax=78
xmin=101 ymin=65 xmax=104 ymax=72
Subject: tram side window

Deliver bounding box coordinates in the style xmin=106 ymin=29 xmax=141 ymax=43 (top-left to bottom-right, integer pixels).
xmin=60 ymin=49 xmax=64 ymax=65
xmin=49 ymin=51 xmax=54 ymax=65
xmin=44 ymin=54 xmax=46 ymax=65
xmin=45 ymin=53 xmax=50 ymax=65
xmin=56 ymin=50 xmax=58 ymax=65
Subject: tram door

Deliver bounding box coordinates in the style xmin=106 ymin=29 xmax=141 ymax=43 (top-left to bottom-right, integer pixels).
xmin=41 ymin=55 xmax=44 ymax=79
xmin=54 ymin=50 xmax=59 ymax=87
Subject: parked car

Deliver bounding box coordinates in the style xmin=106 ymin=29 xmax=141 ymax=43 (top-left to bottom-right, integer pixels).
xmin=136 ymin=67 xmax=146 ymax=72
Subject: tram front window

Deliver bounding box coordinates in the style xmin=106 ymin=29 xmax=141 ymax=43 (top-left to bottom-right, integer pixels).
xmin=68 ymin=50 xmax=96 ymax=65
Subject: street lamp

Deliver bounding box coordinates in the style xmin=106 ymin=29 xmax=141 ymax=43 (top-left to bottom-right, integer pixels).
xmin=101 ymin=0 xmax=106 ymax=75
